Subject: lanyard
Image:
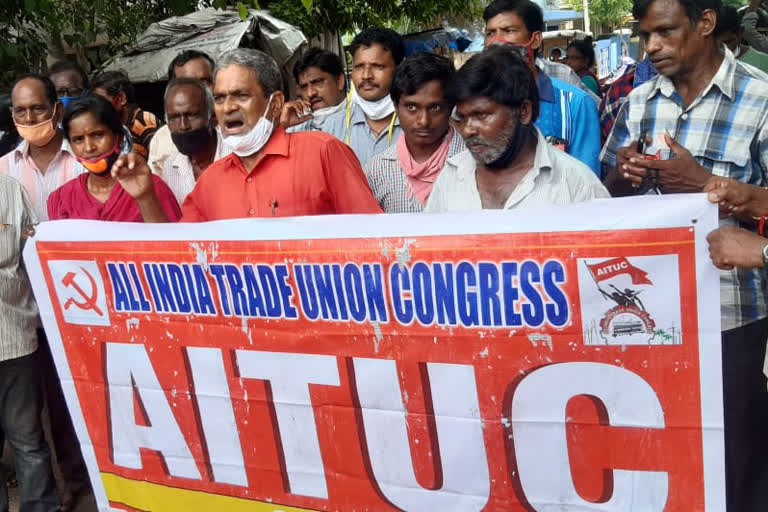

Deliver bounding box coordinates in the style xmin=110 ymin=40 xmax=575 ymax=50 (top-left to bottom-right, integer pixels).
xmin=345 ymin=86 xmax=397 ymax=146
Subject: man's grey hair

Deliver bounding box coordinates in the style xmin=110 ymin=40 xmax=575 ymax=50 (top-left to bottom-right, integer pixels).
xmin=164 ymin=78 xmax=215 ymax=122
xmin=215 ymin=48 xmax=283 ymax=97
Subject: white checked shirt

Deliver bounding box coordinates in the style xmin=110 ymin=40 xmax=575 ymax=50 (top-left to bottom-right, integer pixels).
xmin=0 ymin=138 xmax=86 ymax=221
xmin=161 ymin=133 xmax=231 ymax=206
xmin=0 ymin=175 xmax=39 ymax=362
xmin=425 ymin=127 xmax=609 ymax=212
xmin=601 ymin=48 xmax=768 ymax=330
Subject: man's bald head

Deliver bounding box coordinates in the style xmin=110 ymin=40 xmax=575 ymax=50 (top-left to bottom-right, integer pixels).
xmin=11 ymin=74 xmax=58 ymax=108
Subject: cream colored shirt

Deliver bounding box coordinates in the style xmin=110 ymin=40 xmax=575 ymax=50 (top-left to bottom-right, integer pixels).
xmin=161 ymin=132 xmax=231 ymax=205
xmin=147 ymin=124 xmax=174 ymax=175
xmin=425 ymin=128 xmax=609 ymax=212
xmin=0 ymin=175 xmax=39 ymax=361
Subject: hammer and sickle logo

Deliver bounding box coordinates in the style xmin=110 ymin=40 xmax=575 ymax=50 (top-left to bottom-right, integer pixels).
xmin=61 ymin=267 xmax=103 ymax=316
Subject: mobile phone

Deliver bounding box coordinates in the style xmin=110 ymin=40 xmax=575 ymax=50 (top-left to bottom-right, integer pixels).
xmin=636 ymin=129 xmax=647 ymax=155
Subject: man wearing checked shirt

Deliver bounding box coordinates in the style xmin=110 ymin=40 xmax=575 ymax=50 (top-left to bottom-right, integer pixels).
xmin=601 ymin=0 xmax=768 ymax=509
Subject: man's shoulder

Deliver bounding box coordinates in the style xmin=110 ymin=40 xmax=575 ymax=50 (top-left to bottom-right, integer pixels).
xmin=733 ymin=57 xmax=768 ymax=86
xmin=365 ymin=143 xmax=398 ymax=166
xmin=550 ymin=77 xmax=595 ymax=103
xmin=545 ymin=142 xmax=603 ymax=184
xmin=288 ymin=129 xmax=347 ymax=150
xmin=0 ymin=173 xmax=25 ymax=193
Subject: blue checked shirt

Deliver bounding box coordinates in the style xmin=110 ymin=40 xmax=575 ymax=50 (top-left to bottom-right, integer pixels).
xmin=601 ymin=49 xmax=768 ymax=331
xmin=363 ymin=129 xmax=466 ymax=213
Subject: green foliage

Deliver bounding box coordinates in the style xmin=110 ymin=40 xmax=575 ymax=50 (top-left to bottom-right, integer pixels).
xmin=565 ymin=0 xmax=633 ymax=29
xmin=0 ymin=0 xmax=483 ymax=90
xmin=722 ymin=0 xmax=748 ymax=7
xmin=266 ymin=0 xmax=483 ymax=39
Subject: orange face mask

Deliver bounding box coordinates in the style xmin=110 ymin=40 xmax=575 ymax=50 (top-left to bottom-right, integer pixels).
xmin=76 ymin=138 xmax=121 ymax=177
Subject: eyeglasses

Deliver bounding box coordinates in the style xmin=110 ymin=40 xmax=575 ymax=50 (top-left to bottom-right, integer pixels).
xmin=10 ymin=105 xmax=51 ymax=120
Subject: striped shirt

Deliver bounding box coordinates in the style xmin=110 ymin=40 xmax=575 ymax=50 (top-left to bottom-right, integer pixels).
xmin=600 ymin=48 xmax=768 ymax=330
xmin=363 ymin=129 xmax=466 ymax=212
xmin=425 ymin=127 xmax=609 ymax=212
xmin=0 ymin=138 xmax=86 ymax=221
xmin=321 ymin=102 xmax=403 ymax=167
xmin=0 ymin=175 xmax=39 ymax=362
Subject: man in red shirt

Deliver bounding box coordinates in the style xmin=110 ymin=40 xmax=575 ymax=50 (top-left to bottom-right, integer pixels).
xmin=113 ymin=48 xmax=382 ymax=221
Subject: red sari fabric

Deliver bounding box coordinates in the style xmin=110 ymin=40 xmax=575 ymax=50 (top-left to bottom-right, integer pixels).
xmin=47 ymin=173 xmax=181 ymax=222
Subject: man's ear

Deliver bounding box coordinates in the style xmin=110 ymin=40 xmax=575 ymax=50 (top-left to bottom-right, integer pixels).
xmin=698 ymin=9 xmax=718 ymax=38
xmin=116 ymin=91 xmax=128 ymax=109
xmin=269 ymin=91 xmax=285 ymax=119
xmin=530 ymin=31 xmax=543 ymax=53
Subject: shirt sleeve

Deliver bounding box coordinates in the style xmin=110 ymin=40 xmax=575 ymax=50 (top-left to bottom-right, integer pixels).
xmin=566 ymin=94 xmax=602 ymax=177
xmin=180 ymin=179 xmax=206 ymax=222
xmin=321 ymin=138 xmax=383 ymax=214
xmin=151 ymin=175 xmax=182 ymax=222
xmin=600 ymin=101 xmax=631 ymax=172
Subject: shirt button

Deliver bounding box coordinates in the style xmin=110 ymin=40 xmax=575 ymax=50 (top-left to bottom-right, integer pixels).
xmin=247 ymin=177 xmax=253 ymax=183
xmin=248 ymin=208 xmax=255 ymax=215
xmin=681 ymin=113 xmax=688 ymax=121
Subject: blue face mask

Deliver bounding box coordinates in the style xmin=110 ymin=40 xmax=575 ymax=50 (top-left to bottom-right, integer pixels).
xmin=59 ymin=90 xmax=89 ymax=111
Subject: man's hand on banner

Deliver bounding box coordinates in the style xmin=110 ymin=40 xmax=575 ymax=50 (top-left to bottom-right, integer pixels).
xmin=624 ymin=133 xmax=710 ymax=193
xmin=706 ymin=176 xmax=768 ymax=221
xmin=112 ymin=153 xmax=169 ymax=223
xmin=706 ymin=225 xmax=766 ymax=270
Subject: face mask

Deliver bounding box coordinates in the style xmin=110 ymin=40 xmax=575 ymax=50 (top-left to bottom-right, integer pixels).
xmin=223 ymin=93 xmax=275 ymax=157
xmin=59 ymin=90 xmax=89 ymax=111
xmin=171 ymin=125 xmax=216 ymax=156
xmin=732 ymin=45 xmax=742 ymax=58
xmin=311 ymin=99 xmax=347 ymax=125
xmin=15 ymin=104 xmax=59 ymax=147
xmin=351 ymin=86 xmax=395 ymax=121
xmin=486 ymin=32 xmax=539 ymax=68
xmin=486 ymin=119 xmax=533 ymax=170
xmin=76 ymin=137 xmax=121 ymax=177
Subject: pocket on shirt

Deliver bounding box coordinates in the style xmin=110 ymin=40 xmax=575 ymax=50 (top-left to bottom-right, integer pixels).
xmin=691 ymin=149 xmax=750 ymax=180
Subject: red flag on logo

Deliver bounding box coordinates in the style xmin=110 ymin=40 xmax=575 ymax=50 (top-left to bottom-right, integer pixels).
xmin=587 ymin=257 xmax=652 ymax=285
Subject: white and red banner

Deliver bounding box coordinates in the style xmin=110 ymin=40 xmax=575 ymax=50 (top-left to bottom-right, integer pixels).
xmin=24 ymin=194 xmax=723 ymax=511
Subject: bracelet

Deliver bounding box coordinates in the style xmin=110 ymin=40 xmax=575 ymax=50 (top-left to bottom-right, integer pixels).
xmin=759 ymin=212 xmax=768 ymax=237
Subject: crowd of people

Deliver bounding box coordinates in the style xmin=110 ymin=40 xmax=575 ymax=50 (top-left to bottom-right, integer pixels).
xmin=2 ymin=0 xmax=768 ymax=509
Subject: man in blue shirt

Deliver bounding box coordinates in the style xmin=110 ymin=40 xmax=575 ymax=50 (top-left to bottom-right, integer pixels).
xmin=483 ymin=0 xmax=602 ymax=176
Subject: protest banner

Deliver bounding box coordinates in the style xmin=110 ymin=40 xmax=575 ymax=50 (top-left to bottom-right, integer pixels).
xmin=23 ymin=194 xmax=723 ymax=511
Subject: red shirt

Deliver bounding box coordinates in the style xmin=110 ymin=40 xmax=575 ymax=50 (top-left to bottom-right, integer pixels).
xmin=48 ymin=173 xmax=181 ymax=222
xmin=181 ymin=127 xmax=382 ymax=221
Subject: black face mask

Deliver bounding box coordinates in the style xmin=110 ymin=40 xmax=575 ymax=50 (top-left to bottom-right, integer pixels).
xmin=486 ymin=120 xmax=533 ymax=170
xmin=171 ymin=125 xmax=215 ymax=156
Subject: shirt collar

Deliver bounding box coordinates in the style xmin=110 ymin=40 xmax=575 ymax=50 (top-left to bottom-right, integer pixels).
xmin=647 ymin=48 xmax=736 ymax=102
xmin=447 ymin=126 xmax=554 ymax=185
xmin=536 ymin=72 xmax=555 ymax=103
xmin=12 ymin=132 xmax=74 ymax=161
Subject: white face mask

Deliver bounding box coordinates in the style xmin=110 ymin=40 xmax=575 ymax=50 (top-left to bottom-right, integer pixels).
xmin=733 ymin=45 xmax=742 ymax=58
xmin=223 ymin=93 xmax=276 ymax=157
xmin=351 ymin=86 xmax=395 ymax=121
xmin=311 ymin=98 xmax=347 ymax=125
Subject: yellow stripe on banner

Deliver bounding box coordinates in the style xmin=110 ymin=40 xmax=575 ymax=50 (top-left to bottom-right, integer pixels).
xmin=101 ymin=473 xmax=319 ymax=512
